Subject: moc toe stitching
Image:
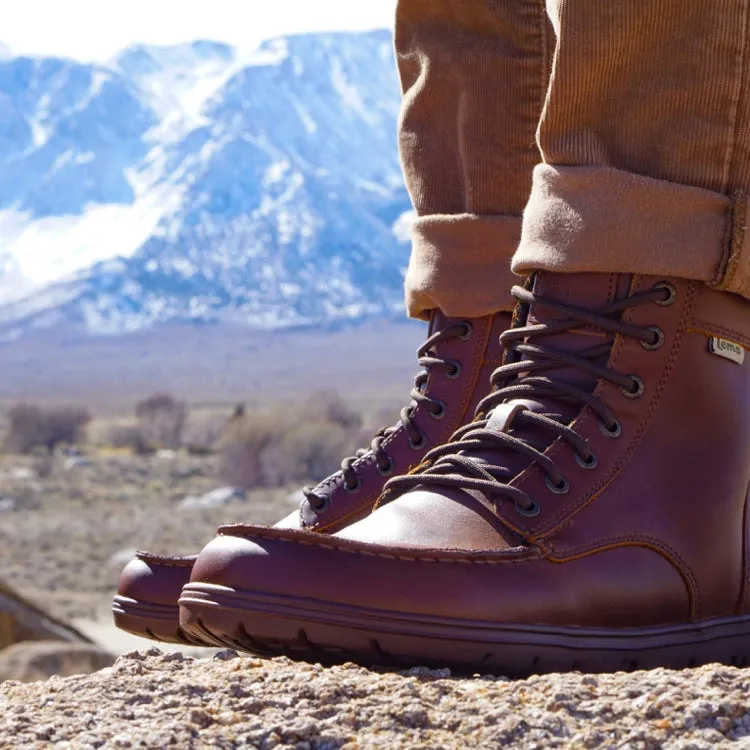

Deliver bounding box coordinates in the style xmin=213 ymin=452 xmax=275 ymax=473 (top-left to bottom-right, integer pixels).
xmin=212 ymin=524 xmax=537 ymax=564
xmin=134 ymin=551 xmax=197 ymax=569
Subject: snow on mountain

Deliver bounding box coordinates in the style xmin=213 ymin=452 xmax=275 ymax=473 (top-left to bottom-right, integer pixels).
xmin=0 ymin=30 xmax=411 ymax=334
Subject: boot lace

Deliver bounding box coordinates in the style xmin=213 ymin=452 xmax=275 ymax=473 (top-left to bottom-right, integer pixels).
xmin=385 ymin=281 xmax=675 ymax=518
xmin=304 ymin=319 xmax=473 ymax=511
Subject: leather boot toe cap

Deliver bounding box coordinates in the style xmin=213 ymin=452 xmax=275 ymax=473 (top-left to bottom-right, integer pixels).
xmin=117 ymin=552 xmax=196 ymax=607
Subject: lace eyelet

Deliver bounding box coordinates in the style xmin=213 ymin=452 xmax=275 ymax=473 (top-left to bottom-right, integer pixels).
xmin=376 ymin=458 xmax=394 ymax=477
xmin=446 ymin=361 xmax=462 ymax=380
xmin=309 ymin=496 xmax=330 ymax=513
xmin=515 ymin=500 xmax=541 ymax=517
xmin=599 ymin=419 xmax=622 ymax=438
xmin=622 ymin=375 xmax=645 ymax=399
xmin=458 ymin=322 xmax=473 ymax=341
xmin=641 ymin=326 xmax=665 ymax=351
xmin=545 ymin=476 xmax=570 ymax=494
xmin=654 ymin=281 xmax=677 ymax=306
xmin=408 ymin=432 xmax=427 ymax=450
xmin=429 ymin=399 xmax=447 ymax=420
xmin=344 ymin=476 xmax=363 ymax=494
xmin=575 ymin=452 xmax=598 ymax=470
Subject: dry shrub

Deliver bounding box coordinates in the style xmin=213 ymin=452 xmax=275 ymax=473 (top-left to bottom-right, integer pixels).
xmin=182 ymin=413 xmax=229 ymax=456
xmin=219 ymin=410 xmax=287 ymax=488
xmin=106 ymin=424 xmax=153 ymax=455
xmin=218 ymin=393 xmax=361 ymax=489
xmin=2 ymin=403 xmax=91 ymax=454
xmin=277 ymin=421 xmax=350 ymax=483
xmin=365 ymin=402 xmax=403 ymax=433
xmin=313 ymin=390 xmax=362 ymax=431
xmin=104 ymin=404 xmax=228 ymax=456
xmin=32 ymin=453 xmax=54 ymax=478
xmin=135 ymin=393 xmax=187 ymax=450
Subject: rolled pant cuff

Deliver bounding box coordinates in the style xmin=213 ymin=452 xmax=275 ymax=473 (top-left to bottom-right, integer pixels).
xmin=512 ymin=164 xmax=750 ymax=301
xmin=405 ymin=213 xmax=522 ymax=320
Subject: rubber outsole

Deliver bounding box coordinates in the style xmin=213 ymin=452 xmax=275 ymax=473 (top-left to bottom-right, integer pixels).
xmin=178 ymin=582 xmax=750 ymax=676
xmin=112 ymin=594 xmax=206 ymax=646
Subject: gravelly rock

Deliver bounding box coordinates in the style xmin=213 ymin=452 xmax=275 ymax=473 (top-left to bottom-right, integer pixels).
xmin=2 ymin=649 xmax=750 ymax=749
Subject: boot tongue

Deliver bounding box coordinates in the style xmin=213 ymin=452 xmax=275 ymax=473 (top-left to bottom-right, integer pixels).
xmin=426 ymin=308 xmax=442 ymax=337
xmin=471 ymin=271 xmax=631 ymax=477
xmin=521 ymin=271 xmax=627 ymax=401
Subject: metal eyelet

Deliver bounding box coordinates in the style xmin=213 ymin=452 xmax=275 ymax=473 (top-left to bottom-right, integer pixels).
xmin=621 ymin=375 xmax=645 ymax=399
xmin=309 ymin=496 xmax=330 ymax=513
xmin=429 ymin=400 xmax=447 ymax=420
xmin=641 ymin=326 xmax=664 ymax=351
xmin=376 ymin=458 xmax=394 ymax=477
xmin=446 ymin=361 xmax=462 ymax=380
xmin=408 ymin=432 xmax=427 ymax=450
xmin=654 ymin=281 xmax=677 ymax=306
xmin=599 ymin=419 xmax=622 ymax=438
xmin=344 ymin=476 xmax=363 ymax=494
xmin=515 ymin=500 xmax=541 ymax=517
xmin=545 ymin=476 xmax=570 ymax=495
xmin=575 ymin=452 xmax=598 ymax=470
xmin=458 ymin=322 xmax=473 ymax=341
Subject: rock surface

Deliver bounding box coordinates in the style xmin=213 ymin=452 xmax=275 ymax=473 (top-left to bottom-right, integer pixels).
xmin=0 ymin=579 xmax=91 ymax=650
xmin=2 ymin=649 xmax=750 ymax=748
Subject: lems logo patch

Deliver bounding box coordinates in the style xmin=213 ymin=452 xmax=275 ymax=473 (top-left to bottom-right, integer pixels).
xmin=709 ymin=336 xmax=746 ymax=364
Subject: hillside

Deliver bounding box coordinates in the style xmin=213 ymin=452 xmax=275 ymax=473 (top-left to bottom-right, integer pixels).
xmin=0 ymin=31 xmax=411 ymax=337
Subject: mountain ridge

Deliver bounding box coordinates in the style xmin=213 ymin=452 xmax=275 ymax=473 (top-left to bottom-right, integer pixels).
xmin=0 ymin=30 xmax=412 ymax=336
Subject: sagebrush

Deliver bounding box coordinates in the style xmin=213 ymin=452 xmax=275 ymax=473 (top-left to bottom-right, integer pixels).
xmin=219 ymin=391 xmax=365 ymax=489
xmin=2 ymin=404 xmax=91 ymax=454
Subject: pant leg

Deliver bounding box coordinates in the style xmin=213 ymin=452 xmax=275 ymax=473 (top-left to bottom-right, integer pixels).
xmin=513 ymin=0 xmax=750 ymax=300
xmin=399 ymin=0 xmax=552 ymax=319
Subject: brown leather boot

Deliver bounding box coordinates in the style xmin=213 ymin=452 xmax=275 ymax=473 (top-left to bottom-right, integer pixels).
xmin=180 ymin=273 xmax=750 ymax=674
xmin=113 ymin=311 xmax=510 ymax=644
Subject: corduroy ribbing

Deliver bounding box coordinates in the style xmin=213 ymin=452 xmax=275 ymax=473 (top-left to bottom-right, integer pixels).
xmin=401 ymin=0 xmax=750 ymax=306
xmin=397 ymin=0 xmax=551 ymax=319
xmin=512 ymin=0 xmax=750 ymax=299
xmin=538 ymin=0 xmax=750 ymax=195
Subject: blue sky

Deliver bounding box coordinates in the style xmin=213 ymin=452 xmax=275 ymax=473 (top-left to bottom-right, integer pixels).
xmin=3 ymin=0 xmax=397 ymax=61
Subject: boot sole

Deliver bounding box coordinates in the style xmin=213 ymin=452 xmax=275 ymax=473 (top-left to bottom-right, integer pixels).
xmin=112 ymin=594 xmax=207 ymax=646
xmin=178 ymin=582 xmax=750 ymax=675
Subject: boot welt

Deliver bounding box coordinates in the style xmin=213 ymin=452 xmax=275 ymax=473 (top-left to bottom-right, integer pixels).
xmin=112 ymin=594 xmax=208 ymax=647
xmin=178 ymin=583 xmax=750 ymax=676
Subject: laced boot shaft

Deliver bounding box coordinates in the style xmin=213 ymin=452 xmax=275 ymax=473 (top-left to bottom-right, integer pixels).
xmin=298 ymin=310 xmax=511 ymax=532
xmin=365 ymin=271 xmax=750 ymax=622
xmin=304 ymin=319 xmax=472 ymax=503
xmin=385 ymin=276 xmax=675 ymax=519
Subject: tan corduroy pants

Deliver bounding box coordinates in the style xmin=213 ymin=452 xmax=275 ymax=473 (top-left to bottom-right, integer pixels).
xmin=400 ymin=0 xmax=750 ymax=319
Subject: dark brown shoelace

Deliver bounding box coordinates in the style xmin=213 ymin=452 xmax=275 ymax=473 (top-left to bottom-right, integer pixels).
xmin=304 ymin=319 xmax=473 ymax=511
xmin=384 ymin=281 xmax=675 ymax=518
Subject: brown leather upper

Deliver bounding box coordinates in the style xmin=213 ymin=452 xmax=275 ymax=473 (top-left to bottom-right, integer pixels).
xmin=115 ymin=311 xmax=509 ymax=614
xmin=117 ymin=552 xmax=197 ymax=607
xmin=294 ymin=310 xmax=510 ymax=533
xmin=193 ymin=272 xmax=750 ymax=629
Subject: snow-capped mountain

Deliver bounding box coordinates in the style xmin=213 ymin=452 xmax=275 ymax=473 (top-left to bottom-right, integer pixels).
xmin=0 ymin=30 xmax=412 ymax=335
